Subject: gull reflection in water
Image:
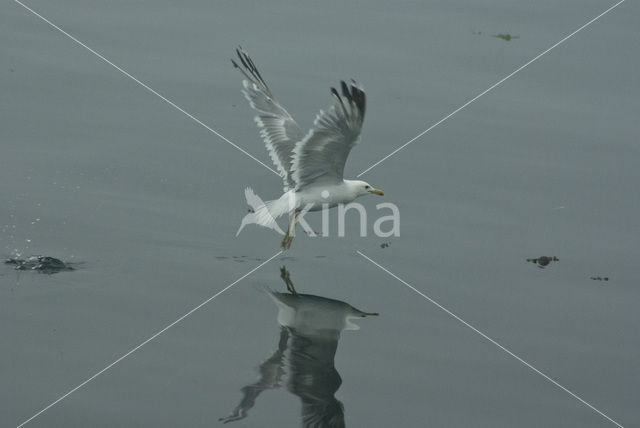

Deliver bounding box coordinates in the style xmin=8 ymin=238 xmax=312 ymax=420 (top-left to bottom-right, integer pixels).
xmin=220 ymin=266 xmax=378 ymax=427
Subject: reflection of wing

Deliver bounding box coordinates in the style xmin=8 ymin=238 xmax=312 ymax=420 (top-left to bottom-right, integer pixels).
xmin=287 ymin=328 xmax=345 ymax=428
xmin=301 ymin=398 xmax=345 ymax=428
xmin=219 ymin=328 xmax=288 ymax=424
xmin=291 ymin=81 xmax=366 ymax=190
xmin=232 ymin=47 xmax=303 ymax=191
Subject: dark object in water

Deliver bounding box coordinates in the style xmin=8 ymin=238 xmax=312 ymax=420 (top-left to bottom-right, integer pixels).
xmin=5 ymin=256 xmax=75 ymax=274
xmin=492 ymin=33 xmax=519 ymax=41
xmin=590 ymin=276 xmax=609 ymax=282
xmin=526 ymin=256 xmax=559 ymax=268
xmin=380 ymin=242 xmax=390 ymax=248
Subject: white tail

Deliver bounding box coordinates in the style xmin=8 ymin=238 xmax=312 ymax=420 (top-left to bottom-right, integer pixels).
xmin=236 ymin=187 xmax=295 ymax=236
xmin=254 ymin=190 xmax=296 ymax=226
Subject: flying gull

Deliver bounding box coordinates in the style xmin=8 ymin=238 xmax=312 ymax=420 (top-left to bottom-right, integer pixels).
xmin=232 ymin=47 xmax=384 ymax=248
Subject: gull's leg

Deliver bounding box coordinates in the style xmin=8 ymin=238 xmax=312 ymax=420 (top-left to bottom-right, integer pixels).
xmin=287 ymin=212 xmax=300 ymax=249
xmin=279 ymin=266 xmax=298 ymax=295
xmin=280 ymin=212 xmax=300 ymax=249
xmin=281 ymin=212 xmax=296 ymax=249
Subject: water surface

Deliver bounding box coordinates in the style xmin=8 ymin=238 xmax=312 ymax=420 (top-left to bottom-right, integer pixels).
xmin=2 ymin=0 xmax=639 ymax=426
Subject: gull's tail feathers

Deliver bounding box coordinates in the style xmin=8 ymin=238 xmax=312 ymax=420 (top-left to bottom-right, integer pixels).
xmin=236 ymin=187 xmax=291 ymax=236
xmin=254 ymin=190 xmax=296 ymax=229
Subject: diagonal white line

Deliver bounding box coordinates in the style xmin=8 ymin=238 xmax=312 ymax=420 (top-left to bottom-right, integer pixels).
xmin=357 ymin=251 xmax=625 ymax=428
xmin=14 ymin=0 xmax=281 ymax=177
xmin=16 ymin=251 xmax=283 ymax=428
xmin=357 ymin=0 xmax=626 ymax=177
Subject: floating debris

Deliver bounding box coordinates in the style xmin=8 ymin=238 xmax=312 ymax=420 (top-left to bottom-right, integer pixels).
xmin=590 ymin=276 xmax=609 ymax=282
xmin=380 ymin=242 xmax=390 ymax=249
xmin=526 ymin=256 xmax=559 ymax=269
xmin=5 ymin=255 xmax=75 ymax=274
xmin=492 ymin=33 xmax=519 ymax=41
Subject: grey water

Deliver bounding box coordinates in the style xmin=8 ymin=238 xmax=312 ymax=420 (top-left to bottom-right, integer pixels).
xmin=1 ymin=0 xmax=639 ymax=427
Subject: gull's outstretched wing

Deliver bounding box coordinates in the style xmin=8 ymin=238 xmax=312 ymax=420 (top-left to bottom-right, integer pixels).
xmin=232 ymin=47 xmax=303 ymax=191
xmin=291 ymin=81 xmax=365 ymax=190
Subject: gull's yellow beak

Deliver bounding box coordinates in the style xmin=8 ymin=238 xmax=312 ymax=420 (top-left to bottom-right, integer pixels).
xmin=369 ymin=188 xmax=384 ymax=196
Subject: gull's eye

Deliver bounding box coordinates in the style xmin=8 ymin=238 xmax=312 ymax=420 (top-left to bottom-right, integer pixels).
xmin=365 ymin=185 xmax=370 ymax=189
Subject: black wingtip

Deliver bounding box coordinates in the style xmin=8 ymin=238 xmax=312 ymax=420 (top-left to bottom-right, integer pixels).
xmin=331 ymin=86 xmax=347 ymax=113
xmin=340 ymin=81 xmax=350 ymax=99
xmin=231 ymin=46 xmax=271 ymax=94
xmin=349 ymin=80 xmax=366 ymax=118
xmin=237 ymin=49 xmax=250 ymax=70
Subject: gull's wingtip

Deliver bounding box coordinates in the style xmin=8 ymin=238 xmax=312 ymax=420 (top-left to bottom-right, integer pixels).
xmin=340 ymin=80 xmax=349 ymax=97
xmin=232 ymin=45 xmax=244 ymax=68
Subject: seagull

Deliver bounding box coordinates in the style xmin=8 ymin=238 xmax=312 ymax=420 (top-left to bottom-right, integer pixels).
xmin=232 ymin=47 xmax=384 ymax=249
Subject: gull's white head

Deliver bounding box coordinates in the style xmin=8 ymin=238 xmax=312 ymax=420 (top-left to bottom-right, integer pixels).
xmin=346 ymin=180 xmax=384 ymax=198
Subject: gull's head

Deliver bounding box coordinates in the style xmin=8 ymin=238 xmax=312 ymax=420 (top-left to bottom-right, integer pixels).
xmin=348 ymin=180 xmax=384 ymax=197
